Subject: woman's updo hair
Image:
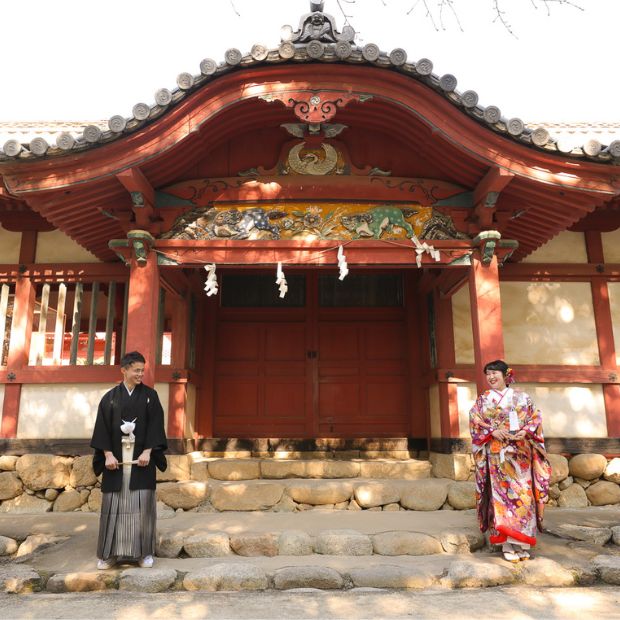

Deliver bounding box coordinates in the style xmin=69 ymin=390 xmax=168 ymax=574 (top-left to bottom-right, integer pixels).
xmin=483 ymin=359 xmax=509 ymax=375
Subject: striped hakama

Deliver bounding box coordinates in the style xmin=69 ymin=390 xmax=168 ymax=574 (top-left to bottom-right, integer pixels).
xmin=97 ymin=437 xmax=156 ymax=561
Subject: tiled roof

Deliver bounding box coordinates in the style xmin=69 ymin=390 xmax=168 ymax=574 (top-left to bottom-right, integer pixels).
xmin=0 ymin=4 xmax=619 ymax=164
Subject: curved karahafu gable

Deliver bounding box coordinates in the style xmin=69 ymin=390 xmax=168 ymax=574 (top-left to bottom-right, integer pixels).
xmin=1 ymin=2 xmax=619 ymax=164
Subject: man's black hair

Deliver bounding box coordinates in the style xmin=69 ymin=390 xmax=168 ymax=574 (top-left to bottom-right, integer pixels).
xmin=120 ymin=351 xmax=146 ymax=368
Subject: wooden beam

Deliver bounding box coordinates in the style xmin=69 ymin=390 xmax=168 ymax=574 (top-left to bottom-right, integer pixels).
xmin=472 ymin=167 xmax=515 ymax=228
xmin=501 ymin=263 xmax=620 ymax=281
xmin=435 ymin=365 xmax=620 ymax=384
xmin=116 ymin=167 xmax=155 ymax=228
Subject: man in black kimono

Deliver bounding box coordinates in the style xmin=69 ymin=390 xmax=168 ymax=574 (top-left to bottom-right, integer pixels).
xmin=91 ymin=351 xmax=167 ymax=569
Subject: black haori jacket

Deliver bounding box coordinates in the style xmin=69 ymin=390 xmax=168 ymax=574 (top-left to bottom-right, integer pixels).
xmin=91 ymin=383 xmax=168 ymax=493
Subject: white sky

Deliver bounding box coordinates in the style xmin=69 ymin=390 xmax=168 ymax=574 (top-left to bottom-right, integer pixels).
xmin=1 ymin=0 xmax=618 ymax=123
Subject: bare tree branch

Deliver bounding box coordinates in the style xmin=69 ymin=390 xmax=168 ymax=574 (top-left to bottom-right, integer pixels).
xmin=228 ymin=0 xmax=240 ymax=17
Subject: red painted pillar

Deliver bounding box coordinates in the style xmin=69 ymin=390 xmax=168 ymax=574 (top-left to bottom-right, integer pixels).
xmin=1 ymin=276 xmax=36 ymax=437
xmin=585 ymin=231 xmax=620 ymax=437
xmin=124 ymin=248 xmax=160 ymax=387
xmin=167 ymin=295 xmax=189 ymax=438
xmin=469 ymin=252 xmax=505 ymax=394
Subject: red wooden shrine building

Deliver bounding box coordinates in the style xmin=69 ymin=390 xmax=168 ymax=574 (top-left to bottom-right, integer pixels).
xmin=1 ymin=2 xmax=620 ymax=455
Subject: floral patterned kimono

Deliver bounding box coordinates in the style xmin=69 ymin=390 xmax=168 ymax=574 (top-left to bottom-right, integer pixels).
xmin=469 ymin=387 xmax=551 ymax=547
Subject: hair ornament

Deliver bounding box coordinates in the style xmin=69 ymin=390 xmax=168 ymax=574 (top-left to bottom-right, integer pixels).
xmin=505 ymin=367 xmax=515 ymax=385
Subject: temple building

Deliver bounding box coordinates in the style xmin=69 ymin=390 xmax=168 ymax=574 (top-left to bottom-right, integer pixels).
xmin=1 ymin=1 xmax=620 ymax=463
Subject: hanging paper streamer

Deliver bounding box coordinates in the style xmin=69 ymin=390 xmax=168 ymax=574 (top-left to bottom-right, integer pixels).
xmin=276 ymin=262 xmax=288 ymax=298
xmin=204 ymin=264 xmax=218 ymax=296
xmin=337 ymin=245 xmax=349 ymax=281
xmin=411 ymin=233 xmax=441 ymax=268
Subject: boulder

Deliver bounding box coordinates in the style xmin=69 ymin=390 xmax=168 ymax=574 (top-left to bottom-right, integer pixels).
xmin=0 ymin=535 xmax=18 ymax=556
xmin=261 ymin=460 xmax=360 ymax=479
xmin=557 ymin=483 xmax=588 ymax=508
xmin=16 ymin=454 xmax=72 ymax=491
xmin=559 ymin=476 xmax=574 ymax=490
xmin=70 ymin=455 xmax=97 ymax=488
xmin=359 ymin=460 xmax=431 ymax=480
xmin=287 ymin=481 xmax=353 ymax=505
xmin=547 ymin=453 xmax=569 ymax=485
xmin=603 ymin=458 xmax=620 ymax=484
xmin=546 ymin=523 xmax=612 ymax=546
xmin=53 ymin=489 xmax=83 ymax=512
xmin=447 ymin=481 xmax=476 ymax=510
xmin=574 ymin=477 xmax=592 ymax=489
xmin=441 ymin=559 xmax=516 ymax=588
xmin=383 ymin=503 xmax=400 ymax=511
xmin=430 ymin=453 xmax=471 ymax=481
xmin=612 ymin=526 xmax=620 ymax=546
xmin=520 ymin=558 xmax=575 ymax=587
xmin=210 ymin=482 xmax=283 ymax=511
xmin=586 ymin=480 xmax=620 ymax=506
xmin=230 ymin=532 xmax=278 ymax=557
xmin=0 ymin=494 xmax=52 ymax=513
xmin=568 ymin=453 xmax=608 ymax=481
xmin=439 ymin=530 xmax=485 ymax=554
xmin=208 ymin=459 xmax=260 ymax=481
xmin=271 ymin=495 xmax=297 ymax=512
xmin=156 ymin=454 xmax=191 ymax=482
xmin=45 ymin=488 xmax=59 ymax=501
xmin=399 ymin=479 xmax=451 ymax=511
xmin=274 ymin=566 xmax=343 ymax=590
xmin=184 ymin=532 xmax=231 ymax=557
xmin=349 ymin=565 xmax=435 ymax=589
xmin=353 ymin=482 xmax=400 ymax=508
xmin=591 ymin=555 xmax=620 ymax=585
xmin=371 ymin=531 xmax=442 ymax=556
xmin=0 ymin=566 xmax=42 ymax=593
xmin=88 ymin=488 xmax=102 ymax=512
xmin=47 ymin=572 xmax=117 ymax=593
xmin=156 ymin=531 xmax=185 ymax=558
xmin=16 ymin=534 xmax=67 ymax=558
xmin=278 ymin=530 xmax=314 ymax=555
xmin=119 ymin=568 xmax=177 ymax=592
xmin=315 ymin=529 xmax=372 ymax=556
xmin=548 ymin=484 xmax=561 ymax=500
xmin=156 ymin=481 xmax=208 ymax=510
xmin=183 ymin=563 xmax=268 ymax=591
xmin=0 ymin=471 xmax=23 ymax=500
xmin=0 ymin=455 xmax=18 ymax=471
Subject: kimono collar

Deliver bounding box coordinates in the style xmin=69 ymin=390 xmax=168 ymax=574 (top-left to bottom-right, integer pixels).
xmin=491 ymin=386 xmax=511 ymax=404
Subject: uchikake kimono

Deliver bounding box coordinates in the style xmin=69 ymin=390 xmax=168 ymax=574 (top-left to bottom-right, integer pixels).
xmin=469 ymin=387 xmax=551 ymax=547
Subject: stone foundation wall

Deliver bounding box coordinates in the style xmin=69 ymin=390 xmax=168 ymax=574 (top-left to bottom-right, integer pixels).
xmin=0 ymin=452 xmax=618 ymax=513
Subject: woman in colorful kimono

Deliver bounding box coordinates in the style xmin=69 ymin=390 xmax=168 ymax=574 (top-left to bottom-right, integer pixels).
xmin=469 ymin=359 xmax=551 ymax=562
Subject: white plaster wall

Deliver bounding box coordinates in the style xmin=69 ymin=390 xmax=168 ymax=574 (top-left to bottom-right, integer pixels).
xmin=452 ymin=285 xmax=474 ymax=364
xmin=0 ymin=227 xmax=21 ymax=263
xmin=457 ymin=382 xmax=477 ymax=439
xmin=0 ymin=385 xmax=5 ymax=427
xmin=607 ymin=282 xmax=620 ymax=365
xmin=502 ymin=281 xmax=599 ymax=365
xmin=17 ymin=383 xmax=111 ymax=439
xmin=519 ymin=383 xmax=607 ymax=438
xmin=35 ymin=229 xmax=101 ymax=263
xmin=154 ymin=382 xmax=170 ymax=431
xmin=429 ymin=384 xmax=440 ymax=438
xmin=457 ymin=382 xmax=607 ymax=438
xmin=17 ymin=382 xmax=170 ymax=439
xmin=601 ymin=228 xmax=620 ymax=263
xmin=522 ymin=231 xmax=587 ymax=263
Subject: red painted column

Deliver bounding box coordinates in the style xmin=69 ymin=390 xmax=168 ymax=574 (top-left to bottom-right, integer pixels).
xmin=436 ymin=293 xmax=460 ymax=438
xmin=167 ymin=383 xmax=187 ymax=438
xmin=167 ymin=295 xmax=189 ymax=438
xmin=469 ymin=252 xmax=505 ymax=394
xmin=1 ymin=277 xmax=36 ymax=438
xmin=124 ymin=250 xmax=160 ymax=387
xmin=585 ymin=231 xmax=620 ymax=437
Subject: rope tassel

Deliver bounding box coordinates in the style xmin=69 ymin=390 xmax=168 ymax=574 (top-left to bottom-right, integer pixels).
xmin=337 ymin=245 xmax=349 ymax=280
xmin=276 ymin=262 xmax=288 ymax=298
xmin=204 ymin=264 xmax=218 ymax=296
xmin=411 ymin=233 xmax=441 ymax=267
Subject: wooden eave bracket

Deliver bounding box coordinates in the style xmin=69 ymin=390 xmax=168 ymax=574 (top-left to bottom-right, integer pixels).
xmin=473 ymin=230 xmax=502 ymax=265
xmin=116 ymin=168 xmax=156 ymax=229
xmin=109 ymin=230 xmax=155 ymax=266
xmin=472 ymin=167 xmax=515 ymax=229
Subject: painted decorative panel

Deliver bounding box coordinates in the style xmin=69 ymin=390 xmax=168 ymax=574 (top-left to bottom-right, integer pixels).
xmin=502 ymin=281 xmax=599 ymax=365
xmin=452 ymin=285 xmax=475 ymax=364
xmin=36 ymin=230 xmax=101 ymax=263
xmin=522 ymin=231 xmax=587 ymax=263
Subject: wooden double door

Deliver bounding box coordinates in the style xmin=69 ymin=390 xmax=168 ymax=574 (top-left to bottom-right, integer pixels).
xmin=209 ymin=270 xmax=417 ymax=437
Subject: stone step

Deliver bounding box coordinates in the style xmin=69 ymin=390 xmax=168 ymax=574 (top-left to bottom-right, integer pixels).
xmin=154 ymin=477 xmax=477 ymax=512
xmin=3 ymin=553 xmax=619 ymax=593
